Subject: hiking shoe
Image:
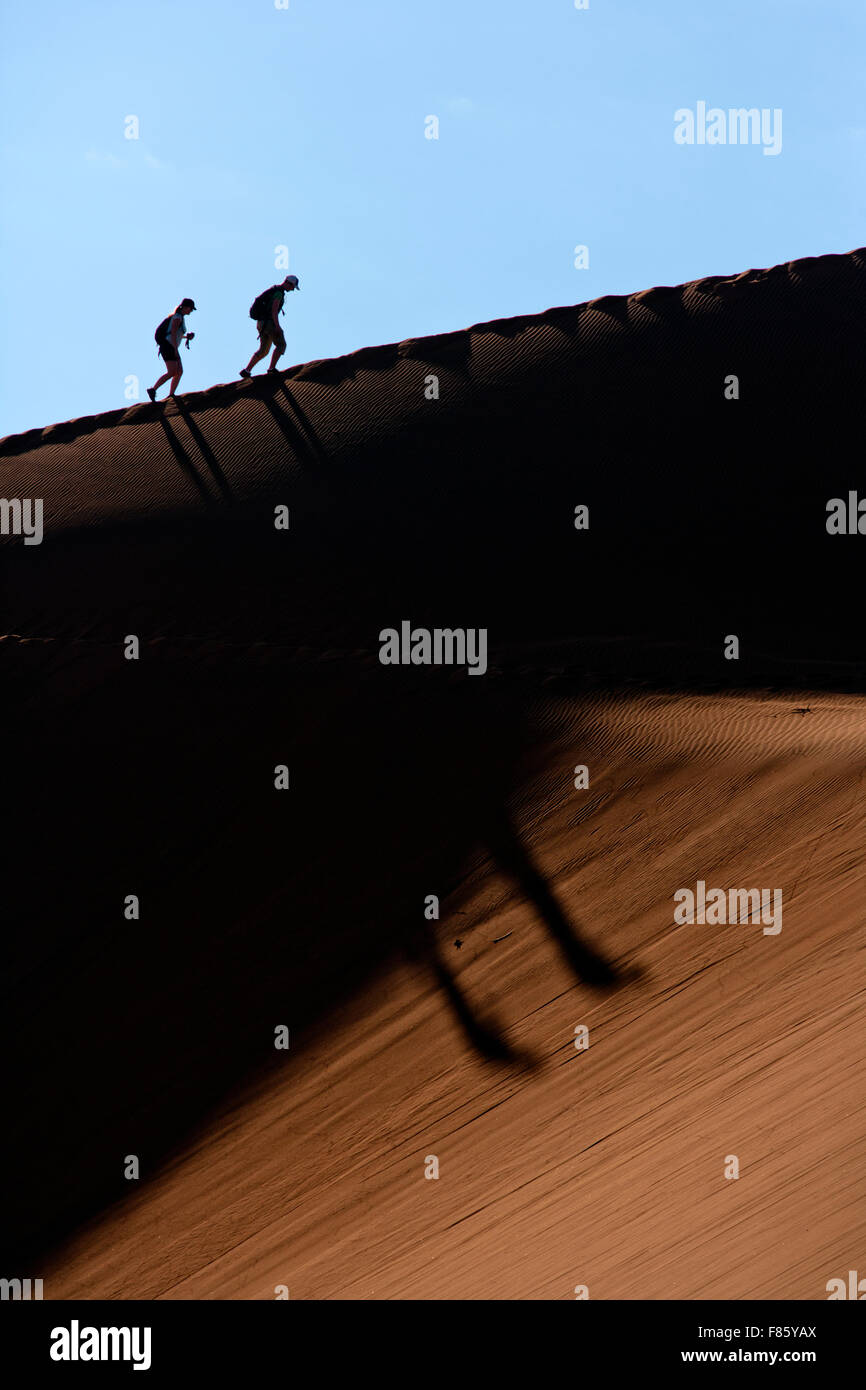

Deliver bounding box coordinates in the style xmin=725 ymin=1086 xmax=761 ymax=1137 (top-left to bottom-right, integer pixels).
xmin=268 ymin=366 xmax=280 ymax=374
xmin=239 ymin=368 xmax=251 ymax=379
xmin=146 ymin=387 xmax=157 ymax=402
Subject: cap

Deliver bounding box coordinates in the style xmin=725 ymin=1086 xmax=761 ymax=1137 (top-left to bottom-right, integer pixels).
xmin=282 ymin=275 xmax=300 ymax=290
xmin=181 ymin=298 xmax=196 ymax=311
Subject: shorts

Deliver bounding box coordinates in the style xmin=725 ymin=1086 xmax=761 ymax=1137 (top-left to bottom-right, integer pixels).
xmin=257 ymin=319 xmax=286 ymax=353
xmin=159 ymin=344 xmax=181 ymax=364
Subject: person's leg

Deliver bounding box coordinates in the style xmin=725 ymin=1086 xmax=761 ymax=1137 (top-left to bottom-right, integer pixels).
xmin=151 ymin=349 xmax=181 ymax=398
xmin=243 ymin=344 xmax=268 ymax=371
xmin=242 ymin=323 xmax=271 ymax=374
xmin=268 ymin=327 xmax=287 ymax=371
xmin=167 ymin=360 xmax=183 ymax=396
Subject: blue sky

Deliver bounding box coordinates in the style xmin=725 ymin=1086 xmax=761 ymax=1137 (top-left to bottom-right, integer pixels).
xmin=1 ymin=0 xmax=863 ymax=438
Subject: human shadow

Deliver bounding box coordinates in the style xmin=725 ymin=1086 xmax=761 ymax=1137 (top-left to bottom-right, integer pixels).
xmin=3 ymin=626 xmax=624 ymax=1270
xmin=173 ymin=401 xmax=235 ymax=504
xmin=157 ymin=415 xmax=215 ymax=506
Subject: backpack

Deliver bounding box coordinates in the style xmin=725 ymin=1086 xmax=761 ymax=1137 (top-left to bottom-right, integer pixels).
xmin=154 ymin=315 xmax=173 ymax=349
xmin=249 ymin=287 xmax=277 ymax=320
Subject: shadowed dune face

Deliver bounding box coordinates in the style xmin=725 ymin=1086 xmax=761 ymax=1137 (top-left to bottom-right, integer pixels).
xmin=3 ymin=247 xmax=866 ymax=658
xmin=4 ymin=249 xmax=866 ymax=673
xmin=2 ymin=248 xmax=865 ymax=1272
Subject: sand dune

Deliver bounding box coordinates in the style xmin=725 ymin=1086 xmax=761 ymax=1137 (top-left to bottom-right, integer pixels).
xmin=3 ymin=246 xmax=866 ymax=674
xmin=2 ymin=249 xmax=865 ymax=1296
xmin=35 ymin=691 xmax=866 ymax=1299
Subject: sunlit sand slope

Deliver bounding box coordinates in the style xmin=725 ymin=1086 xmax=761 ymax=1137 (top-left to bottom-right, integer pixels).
xmin=42 ymin=692 xmax=865 ymax=1300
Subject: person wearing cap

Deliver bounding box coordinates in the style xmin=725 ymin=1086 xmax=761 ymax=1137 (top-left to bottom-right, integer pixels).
xmin=240 ymin=275 xmax=299 ymax=378
xmin=148 ymin=297 xmax=196 ymax=401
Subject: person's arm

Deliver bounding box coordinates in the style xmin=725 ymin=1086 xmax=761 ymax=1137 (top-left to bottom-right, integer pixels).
xmin=169 ymin=315 xmax=183 ymax=349
xmin=272 ymin=293 xmax=282 ymax=326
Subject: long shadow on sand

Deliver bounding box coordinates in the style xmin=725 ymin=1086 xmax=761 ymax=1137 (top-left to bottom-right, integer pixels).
xmin=4 ymin=641 xmax=625 ymax=1270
